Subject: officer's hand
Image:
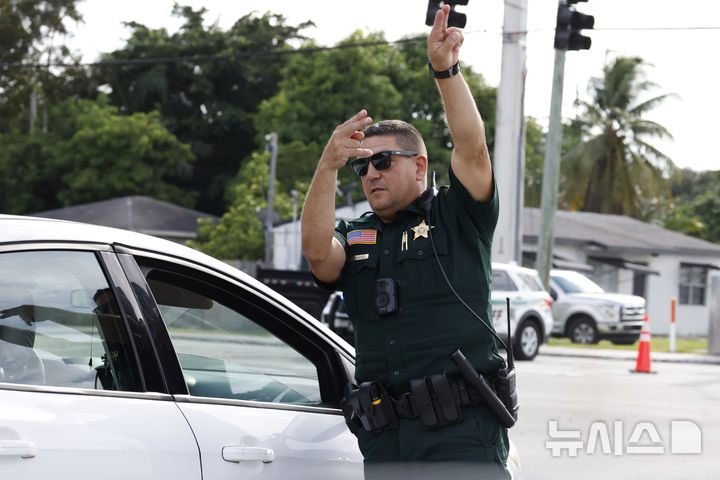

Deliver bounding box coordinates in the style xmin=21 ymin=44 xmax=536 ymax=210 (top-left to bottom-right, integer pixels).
xmin=427 ymin=4 xmax=463 ymax=72
xmin=320 ymin=110 xmax=373 ymax=170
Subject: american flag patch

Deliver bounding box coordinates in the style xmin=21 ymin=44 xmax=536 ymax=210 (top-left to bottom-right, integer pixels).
xmin=347 ymin=229 xmax=377 ymax=245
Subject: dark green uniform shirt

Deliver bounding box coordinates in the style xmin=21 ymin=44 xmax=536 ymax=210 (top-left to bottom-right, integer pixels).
xmin=333 ymin=167 xmax=509 ymax=468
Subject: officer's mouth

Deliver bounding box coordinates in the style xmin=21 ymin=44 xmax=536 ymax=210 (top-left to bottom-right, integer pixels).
xmin=369 ymin=184 xmax=388 ymax=195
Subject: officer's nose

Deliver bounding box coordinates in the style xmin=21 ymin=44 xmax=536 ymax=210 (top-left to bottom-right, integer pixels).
xmin=365 ymin=161 xmax=382 ymax=179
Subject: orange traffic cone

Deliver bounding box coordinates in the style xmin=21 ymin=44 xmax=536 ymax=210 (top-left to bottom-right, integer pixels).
xmin=632 ymin=314 xmax=656 ymax=374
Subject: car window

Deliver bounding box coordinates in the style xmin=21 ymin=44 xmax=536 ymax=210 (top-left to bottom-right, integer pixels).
xmin=145 ymin=270 xmax=321 ymax=406
xmin=518 ymin=272 xmax=546 ymax=292
xmin=552 ymin=271 xmax=604 ymax=294
xmin=0 ymin=250 xmax=140 ymax=391
xmin=492 ymin=269 xmax=518 ymax=291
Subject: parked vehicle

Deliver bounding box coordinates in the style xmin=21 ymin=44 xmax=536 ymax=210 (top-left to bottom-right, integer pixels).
xmin=320 ymin=291 xmax=354 ymax=345
xmin=320 ymin=262 xmax=553 ymax=361
xmin=491 ymin=263 xmax=554 ymax=361
xmin=549 ymin=269 xmax=646 ymax=344
xmin=0 ymin=215 xmax=521 ymax=479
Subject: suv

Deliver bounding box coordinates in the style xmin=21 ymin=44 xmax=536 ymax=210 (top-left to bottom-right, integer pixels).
xmin=549 ymin=269 xmax=646 ymax=344
xmin=491 ymin=263 xmax=554 ymax=361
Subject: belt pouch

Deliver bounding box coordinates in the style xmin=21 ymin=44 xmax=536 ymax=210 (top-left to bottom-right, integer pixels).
xmin=430 ymin=372 xmax=463 ymax=424
xmin=410 ymin=378 xmax=439 ymax=428
xmin=342 ymin=384 xmax=362 ymax=434
xmin=356 ymin=382 xmax=398 ymax=432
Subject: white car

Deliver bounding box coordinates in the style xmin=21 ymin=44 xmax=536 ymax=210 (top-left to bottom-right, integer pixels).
xmin=491 ymin=263 xmax=554 ymax=361
xmin=0 ymin=215 xmax=521 ymax=480
xmin=549 ymin=269 xmax=646 ymax=344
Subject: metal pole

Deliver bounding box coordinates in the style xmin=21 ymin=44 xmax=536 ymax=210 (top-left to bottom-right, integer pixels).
xmin=264 ymin=132 xmax=278 ymax=266
xmin=536 ymin=47 xmax=566 ymax=289
xmin=492 ymin=0 xmax=528 ymax=264
xmin=709 ymin=275 xmax=720 ymax=355
xmin=669 ymin=298 xmax=677 ymax=353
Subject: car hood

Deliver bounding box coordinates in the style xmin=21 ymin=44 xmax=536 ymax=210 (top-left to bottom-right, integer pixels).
xmin=563 ymin=292 xmax=645 ymax=306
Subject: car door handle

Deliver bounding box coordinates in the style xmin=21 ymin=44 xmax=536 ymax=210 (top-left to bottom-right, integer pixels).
xmin=222 ymin=446 xmax=275 ymax=463
xmin=0 ymin=440 xmax=37 ymax=458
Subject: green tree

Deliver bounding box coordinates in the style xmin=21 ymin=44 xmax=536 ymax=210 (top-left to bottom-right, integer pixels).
xmin=254 ymin=31 xmax=406 ymax=195
xmin=52 ymin=98 xmax=195 ymax=206
xmin=665 ymin=169 xmax=720 ymax=242
xmin=0 ymin=131 xmax=61 ymax=213
xmin=0 ymin=97 xmax=195 ymax=213
xmin=95 ymin=5 xmax=312 ymax=214
xmin=190 ymin=151 xmax=303 ymax=260
xmin=523 ymin=117 xmax=546 ymax=208
xmin=0 ymin=0 xmax=94 ymax=133
xmin=561 ymin=56 xmax=675 ymax=220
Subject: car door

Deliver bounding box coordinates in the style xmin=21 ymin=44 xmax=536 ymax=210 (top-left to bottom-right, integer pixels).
xmin=118 ymin=249 xmax=364 ymax=479
xmin=0 ymin=247 xmax=200 ymax=480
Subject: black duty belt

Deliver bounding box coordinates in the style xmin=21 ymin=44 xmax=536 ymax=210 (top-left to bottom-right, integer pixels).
xmin=342 ymin=349 xmax=518 ymax=434
xmin=343 ymin=372 xmax=483 ymax=433
xmin=392 ymin=373 xmax=482 ymax=422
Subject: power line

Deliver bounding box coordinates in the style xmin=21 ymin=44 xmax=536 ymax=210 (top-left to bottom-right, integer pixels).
xmin=2 ymin=24 xmax=719 ymax=70
xmin=0 ymin=35 xmax=427 ymax=70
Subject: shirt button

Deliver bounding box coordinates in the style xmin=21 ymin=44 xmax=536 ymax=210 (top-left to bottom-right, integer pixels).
xmin=389 ymin=339 xmax=397 ymax=345
xmin=393 ymin=370 xmax=400 ymax=376
xmin=384 ymin=249 xmax=390 ymax=255
xmin=418 ymin=250 xmax=424 ymax=256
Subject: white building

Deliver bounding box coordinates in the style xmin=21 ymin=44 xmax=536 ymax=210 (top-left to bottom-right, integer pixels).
xmin=273 ymin=202 xmax=720 ymax=337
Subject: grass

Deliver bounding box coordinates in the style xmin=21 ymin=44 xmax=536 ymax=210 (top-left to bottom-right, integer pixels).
xmin=547 ymin=336 xmax=709 ymax=354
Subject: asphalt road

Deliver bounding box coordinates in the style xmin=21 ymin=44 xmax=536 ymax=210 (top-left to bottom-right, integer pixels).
xmin=511 ymin=352 xmax=720 ymax=479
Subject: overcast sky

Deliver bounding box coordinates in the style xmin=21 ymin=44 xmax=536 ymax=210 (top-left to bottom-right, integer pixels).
xmin=67 ymin=0 xmax=720 ymax=172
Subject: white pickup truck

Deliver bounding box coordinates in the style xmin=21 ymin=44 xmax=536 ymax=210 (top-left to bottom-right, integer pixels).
xmin=549 ymin=269 xmax=646 ymax=345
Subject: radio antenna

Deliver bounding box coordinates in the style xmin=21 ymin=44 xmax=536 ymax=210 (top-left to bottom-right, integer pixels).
xmin=506 ymin=297 xmax=515 ymax=370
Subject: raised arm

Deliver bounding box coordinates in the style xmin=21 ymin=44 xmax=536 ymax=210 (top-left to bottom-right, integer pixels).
xmin=301 ymin=110 xmax=373 ymax=284
xmin=428 ymin=5 xmax=493 ymax=202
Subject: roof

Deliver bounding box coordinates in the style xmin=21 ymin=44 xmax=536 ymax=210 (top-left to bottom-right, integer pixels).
xmin=523 ymin=207 xmax=720 ymax=256
xmin=0 ymin=214 xmax=285 ymax=313
xmin=30 ymin=196 xmax=217 ymax=240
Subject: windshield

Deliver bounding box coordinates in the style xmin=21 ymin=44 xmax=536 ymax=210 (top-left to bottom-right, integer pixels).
xmin=552 ymin=271 xmax=604 ymax=294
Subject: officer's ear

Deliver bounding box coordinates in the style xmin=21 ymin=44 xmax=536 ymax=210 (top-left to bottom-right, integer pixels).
xmin=414 ymin=154 xmax=428 ymax=182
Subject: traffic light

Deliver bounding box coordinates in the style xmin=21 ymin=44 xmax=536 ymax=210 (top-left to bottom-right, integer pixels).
xmin=425 ymin=1 xmax=469 ymax=29
xmin=554 ymin=0 xmax=594 ymax=50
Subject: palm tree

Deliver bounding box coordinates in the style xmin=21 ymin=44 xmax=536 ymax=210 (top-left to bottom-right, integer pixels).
xmin=560 ymin=56 xmax=676 ymax=220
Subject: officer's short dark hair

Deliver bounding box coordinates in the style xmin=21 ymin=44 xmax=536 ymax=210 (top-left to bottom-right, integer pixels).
xmin=362 ymin=120 xmax=427 ymax=156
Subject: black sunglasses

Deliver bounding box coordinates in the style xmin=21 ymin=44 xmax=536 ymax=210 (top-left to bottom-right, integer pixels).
xmin=349 ymin=150 xmax=417 ymax=177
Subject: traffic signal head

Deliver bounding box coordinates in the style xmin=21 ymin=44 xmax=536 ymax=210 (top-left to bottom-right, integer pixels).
xmin=425 ymin=1 xmax=469 ymax=29
xmin=554 ymin=1 xmax=594 ymax=50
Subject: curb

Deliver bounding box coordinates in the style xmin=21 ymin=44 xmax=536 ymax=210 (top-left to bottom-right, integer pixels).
xmin=539 ymin=345 xmax=720 ymax=366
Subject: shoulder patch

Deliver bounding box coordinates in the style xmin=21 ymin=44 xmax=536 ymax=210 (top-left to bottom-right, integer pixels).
xmin=347 ymin=229 xmax=377 ymax=245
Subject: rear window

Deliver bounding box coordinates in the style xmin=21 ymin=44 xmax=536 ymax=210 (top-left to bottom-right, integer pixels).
xmin=518 ymin=272 xmax=546 ymax=292
xmin=491 ymin=270 xmax=517 ymax=291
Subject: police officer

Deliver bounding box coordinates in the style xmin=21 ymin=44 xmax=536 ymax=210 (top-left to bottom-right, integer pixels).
xmin=302 ymin=5 xmax=509 ymax=479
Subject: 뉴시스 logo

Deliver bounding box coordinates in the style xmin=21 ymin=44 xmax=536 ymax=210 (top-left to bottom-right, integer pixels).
xmin=545 ymin=420 xmax=702 ymax=457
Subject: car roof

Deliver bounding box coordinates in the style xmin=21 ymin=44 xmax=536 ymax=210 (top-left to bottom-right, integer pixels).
xmin=0 ymin=214 xmax=276 ymax=302
xmin=492 ymin=261 xmax=541 ymax=276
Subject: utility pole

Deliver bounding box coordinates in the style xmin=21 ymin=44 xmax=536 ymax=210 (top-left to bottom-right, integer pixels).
xmin=492 ymin=0 xmax=528 ymax=264
xmin=264 ymin=132 xmax=278 ymax=266
xmin=536 ymin=0 xmax=594 ymax=288
xmin=535 ymin=48 xmax=566 ymax=288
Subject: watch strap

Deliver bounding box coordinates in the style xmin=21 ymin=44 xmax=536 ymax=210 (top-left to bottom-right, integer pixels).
xmin=428 ymin=60 xmax=460 ymax=79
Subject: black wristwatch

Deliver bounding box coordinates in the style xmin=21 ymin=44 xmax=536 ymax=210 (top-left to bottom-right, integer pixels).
xmin=428 ymin=60 xmax=460 ymax=79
